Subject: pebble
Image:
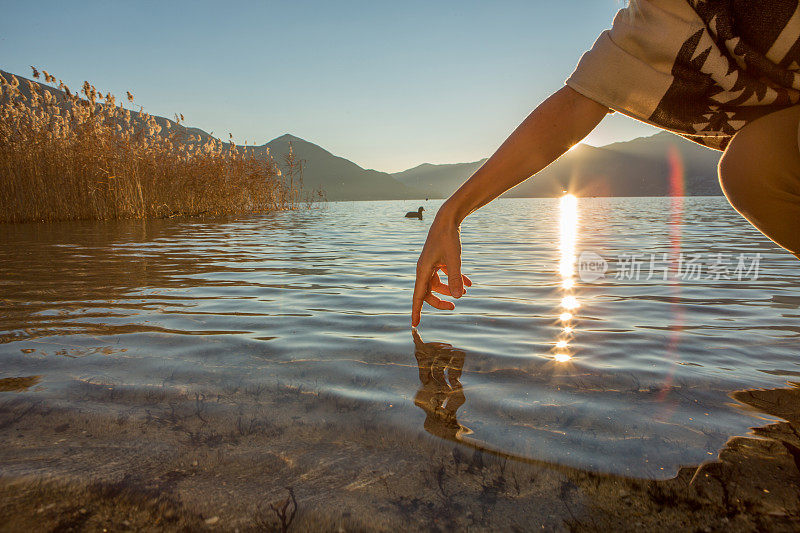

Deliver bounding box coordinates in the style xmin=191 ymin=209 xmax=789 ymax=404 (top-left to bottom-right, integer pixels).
xmin=204 ymin=516 xmax=220 ymax=525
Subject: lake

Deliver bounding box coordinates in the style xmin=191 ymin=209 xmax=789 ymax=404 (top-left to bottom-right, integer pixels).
xmin=1 ymin=197 xmax=799 ymax=528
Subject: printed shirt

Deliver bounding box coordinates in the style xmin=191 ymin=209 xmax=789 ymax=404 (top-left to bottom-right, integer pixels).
xmin=566 ymin=0 xmax=800 ymax=150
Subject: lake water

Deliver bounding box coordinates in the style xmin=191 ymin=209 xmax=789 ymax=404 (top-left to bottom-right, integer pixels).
xmin=1 ymin=197 xmax=798 ymax=483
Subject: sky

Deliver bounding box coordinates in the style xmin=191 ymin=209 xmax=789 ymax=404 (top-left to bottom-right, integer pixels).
xmin=0 ymin=0 xmax=660 ymax=173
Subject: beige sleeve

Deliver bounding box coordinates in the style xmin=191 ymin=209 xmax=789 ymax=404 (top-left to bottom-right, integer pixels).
xmin=565 ymin=0 xmax=703 ymax=123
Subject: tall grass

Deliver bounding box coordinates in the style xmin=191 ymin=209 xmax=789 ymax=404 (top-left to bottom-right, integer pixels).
xmin=0 ymin=67 xmax=310 ymax=223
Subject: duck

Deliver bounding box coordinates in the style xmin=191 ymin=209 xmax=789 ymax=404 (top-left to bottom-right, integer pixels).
xmin=405 ymin=206 xmax=425 ymax=219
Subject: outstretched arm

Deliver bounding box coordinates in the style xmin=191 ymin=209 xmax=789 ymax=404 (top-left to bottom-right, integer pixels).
xmin=411 ymin=86 xmax=610 ymax=327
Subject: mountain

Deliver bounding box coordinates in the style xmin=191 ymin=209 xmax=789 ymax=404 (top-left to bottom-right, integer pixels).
xmin=391 ymin=160 xmax=487 ymax=199
xmin=1 ymin=69 xmax=421 ymax=202
xmin=392 ymin=132 xmax=724 ymax=198
xmin=2 ymin=67 xmax=723 ymax=200
xmin=507 ymin=134 xmax=723 ymax=197
xmin=1 ymin=69 xmax=213 ymax=141
xmin=260 ymin=135 xmax=421 ymax=201
xmin=595 ymin=131 xmax=723 ymax=195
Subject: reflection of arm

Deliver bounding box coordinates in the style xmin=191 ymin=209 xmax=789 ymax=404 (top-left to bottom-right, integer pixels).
xmin=439 ymin=86 xmax=609 ymax=225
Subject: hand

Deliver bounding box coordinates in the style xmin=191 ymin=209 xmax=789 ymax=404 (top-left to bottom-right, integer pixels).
xmin=412 ymin=206 xmax=473 ymax=327
xmin=411 ymin=87 xmax=608 ymax=327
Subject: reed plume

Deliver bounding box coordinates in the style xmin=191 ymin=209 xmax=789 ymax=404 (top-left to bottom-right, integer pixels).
xmin=0 ymin=67 xmax=312 ymax=222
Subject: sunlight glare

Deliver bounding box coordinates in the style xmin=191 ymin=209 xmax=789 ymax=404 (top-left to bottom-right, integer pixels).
xmin=552 ymin=193 xmax=580 ymax=364
xmin=561 ymin=295 xmax=579 ymax=310
xmin=559 ymin=194 xmax=578 ymax=279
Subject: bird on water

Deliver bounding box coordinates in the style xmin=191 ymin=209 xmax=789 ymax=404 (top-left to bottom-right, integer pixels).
xmin=405 ymin=207 xmax=425 ymax=219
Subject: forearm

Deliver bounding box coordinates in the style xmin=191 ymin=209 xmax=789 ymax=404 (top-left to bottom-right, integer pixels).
xmin=441 ymin=86 xmax=609 ymax=223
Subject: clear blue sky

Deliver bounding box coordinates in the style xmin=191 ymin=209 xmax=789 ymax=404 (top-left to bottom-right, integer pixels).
xmin=0 ymin=0 xmax=659 ymax=172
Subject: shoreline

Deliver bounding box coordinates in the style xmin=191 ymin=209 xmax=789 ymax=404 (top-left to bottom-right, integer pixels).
xmin=1 ymin=379 xmax=798 ymax=531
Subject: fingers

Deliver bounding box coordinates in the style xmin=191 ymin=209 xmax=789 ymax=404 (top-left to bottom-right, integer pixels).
xmin=414 ymin=264 xmax=471 ymax=327
xmin=412 ymin=262 xmax=429 ymax=328
xmin=430 ymin=271 xmax=454 ymax=296
xmin=440 ymin=265 xmax=472 ymax=289
xmin=442 ymin=252 xmax=464 ymax=298
xmin=425 ymin=293 xmax=455 ymax=311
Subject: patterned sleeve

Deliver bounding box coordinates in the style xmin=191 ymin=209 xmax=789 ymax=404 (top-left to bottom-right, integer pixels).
xmin=566 ymin=0 xmax=703 ymax=128
xmin=566 ymin=0 xmax=800 ymax=150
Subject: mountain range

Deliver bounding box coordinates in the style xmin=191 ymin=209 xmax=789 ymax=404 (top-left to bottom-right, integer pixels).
xmin=265 ymin=131 xmax=723 ymax=200
xmin=3 ymin=68 xmax=724 ymax=200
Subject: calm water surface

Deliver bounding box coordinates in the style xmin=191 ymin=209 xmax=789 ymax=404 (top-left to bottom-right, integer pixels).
xmin=1 ymin=197 xmax=798 ymax=479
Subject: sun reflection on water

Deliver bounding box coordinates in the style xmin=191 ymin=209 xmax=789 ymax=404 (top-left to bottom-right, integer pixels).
xmin=553 ymin=352 xmax=572 ymax=363
xmin=561 ymin=295 xmax=579 ymax=310
xmin=553 ymin=194 xmax=579 ymax=363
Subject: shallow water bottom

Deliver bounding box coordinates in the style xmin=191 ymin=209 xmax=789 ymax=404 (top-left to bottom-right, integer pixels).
xmin=2 ymin=375 xmax=800 ymax=531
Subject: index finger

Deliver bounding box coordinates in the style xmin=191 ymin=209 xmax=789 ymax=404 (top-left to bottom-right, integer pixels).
xmin=412 ymin=260 xmax=434 ymax=327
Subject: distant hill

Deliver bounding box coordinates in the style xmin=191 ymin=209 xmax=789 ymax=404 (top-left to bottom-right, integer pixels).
xmin=1 ymin=69 xmax=214 ymax=144
xmin=2 ymin=67 xmax=723 ymax=201
xmin=1 ymin=69 xmax=420 ymax=202
xmin=391 ymin=160 xmax=487 ymax=199
xmin=392 ymin=132 xmax=723 ymax=198
xmin=259 ymin=135 xmax=421 ymax=201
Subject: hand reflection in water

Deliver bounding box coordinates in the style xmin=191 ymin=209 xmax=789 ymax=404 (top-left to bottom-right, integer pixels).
xmin=412 ymin=329 xmax=470 ymax=441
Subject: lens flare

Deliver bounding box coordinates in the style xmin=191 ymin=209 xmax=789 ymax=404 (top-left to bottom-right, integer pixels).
xmin=555 ymin=340 xmax=568 ymax=349
xmin=554 ymin=352 xmax=572 ymax=363
xmin=658 ymin=145 xmax=687 ymax=406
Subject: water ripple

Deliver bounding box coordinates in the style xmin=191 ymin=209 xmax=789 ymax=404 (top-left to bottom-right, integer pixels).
xmin=0 ymin=197 xmax=798 ymax=478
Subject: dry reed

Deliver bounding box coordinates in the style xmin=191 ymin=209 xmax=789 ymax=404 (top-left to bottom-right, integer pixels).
xmin=0 ymin=67 xmax=310 ymax=222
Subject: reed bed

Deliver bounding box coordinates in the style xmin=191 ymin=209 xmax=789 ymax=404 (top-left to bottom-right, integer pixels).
xmin=0 ymin=67 xmax=309 ymax=223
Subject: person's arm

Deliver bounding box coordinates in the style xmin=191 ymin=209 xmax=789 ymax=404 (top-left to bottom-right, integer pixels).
xmin=411 ymin=86 xmax=610 ymax=327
